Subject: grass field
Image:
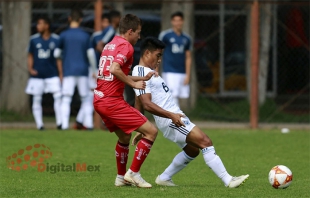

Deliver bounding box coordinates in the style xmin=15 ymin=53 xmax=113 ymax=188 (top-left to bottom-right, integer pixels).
xmin=0 ymin=129 xmax=309 ymax=198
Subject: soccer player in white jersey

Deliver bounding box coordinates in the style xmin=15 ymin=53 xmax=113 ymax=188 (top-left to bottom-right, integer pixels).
xmin=159 ymin=11 xmax=192 ymax=107
xmin=132 ymin=37 xmax=249 ymax=188
xmin=25 ymin=16 xmax=62 ymax=130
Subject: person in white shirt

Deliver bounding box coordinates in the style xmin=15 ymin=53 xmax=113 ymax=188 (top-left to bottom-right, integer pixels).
xmin=132 ymin=37 xmax=249 ymax=188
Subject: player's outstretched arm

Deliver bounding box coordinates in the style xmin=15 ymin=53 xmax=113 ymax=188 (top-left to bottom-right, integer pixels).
xmin=138 ymin=93 xmax=185 ymax=127
xmin=110 ymin=62 xmax=146 ymax=89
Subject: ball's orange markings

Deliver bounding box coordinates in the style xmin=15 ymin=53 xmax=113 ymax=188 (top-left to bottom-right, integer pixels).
xmin=46 ymin=150 xmax=50 ymax=154
xmin=12 ymin=153 xmax=17 ymax=158
xmin=40 ymin=150 xmax=45 ymax=155
xmin=42 ymin=144 xmax=46 ymax=148
xmin=34 ymin=144 xmax=40 ymax=148
xmin=15 ymin=166 xmax=21 ymax=171
xmin=39 ymin=157 xmax=44 ymax=162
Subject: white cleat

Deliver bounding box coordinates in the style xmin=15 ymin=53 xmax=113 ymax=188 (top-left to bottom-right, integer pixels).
xmin=124 ymin=170 xmax=152 ymax=188
xmin=155 ymin=175 xmax=177 ymax=186
xmin=115 ymin=176 xmax=132 ymax=187
xmin=227 ymin=174 xmax=249 ymax=188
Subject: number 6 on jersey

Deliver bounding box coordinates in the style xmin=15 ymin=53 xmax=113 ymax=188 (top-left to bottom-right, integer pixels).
xmin=98 ymin=55 xmax=114 ymax=81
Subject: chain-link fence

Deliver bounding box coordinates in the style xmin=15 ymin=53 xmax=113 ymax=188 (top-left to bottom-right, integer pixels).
xmin=0 ymin=0 xmax=309 ymax=125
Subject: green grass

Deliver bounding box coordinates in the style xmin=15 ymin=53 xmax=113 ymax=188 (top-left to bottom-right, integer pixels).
xmin=0 ymin=129 xmax=309 ymax=198
xmin=186 ymin=98 xmax=309 ymax=123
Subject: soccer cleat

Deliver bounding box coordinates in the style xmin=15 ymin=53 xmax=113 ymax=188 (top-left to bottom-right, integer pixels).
xmin=124 ymin=170 xmax=152 ymax=188
xmin=155 ymin=175 xmax=177 ymax=186
xmin=115 ymin=176 xmax=132 ymax=187
xmin=227 ymin=174 xmax=249 ymax=188
xmin=39 ymin=126 xmax=45 ymax=131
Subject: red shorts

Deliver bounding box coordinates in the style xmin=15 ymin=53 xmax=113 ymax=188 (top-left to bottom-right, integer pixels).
xmin=93 ymin=95 xmax=147 ymax=134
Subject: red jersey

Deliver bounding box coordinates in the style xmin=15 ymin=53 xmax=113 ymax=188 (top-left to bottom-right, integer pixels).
xmin=95 ymin=36 xmax=134 ymax=98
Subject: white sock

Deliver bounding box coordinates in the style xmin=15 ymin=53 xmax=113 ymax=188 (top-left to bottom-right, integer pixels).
xmin=160 ymin=151 xmax=195 ymax=181
xmin=82 ymin=92 xmax=94 ymax=128
xmin=32 ymin=95 xmax=43 ymax=129
xmin=202 ymin=146 xmax=232 ymax=186
xmin=53 ymin=92 xmax=62 ymax=126
xmin=61 ymin=96 xmax=72 ymax=129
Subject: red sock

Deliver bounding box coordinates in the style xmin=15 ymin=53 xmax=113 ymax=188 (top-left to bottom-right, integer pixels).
xmin=115 ymin=141 xmax=129 ymax=176
xmin=130 ymin=138 xmax=153 ymax=172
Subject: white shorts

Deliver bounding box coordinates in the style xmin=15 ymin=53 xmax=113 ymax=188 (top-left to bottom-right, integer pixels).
xmin=156 ymin=116 xmax=196 ymax=148
xmin=62 ymin=76 xmax=89 ymax=97
xmin=88 ymin=68 xmax=97 ymax=90
xmin=162 ymin=72 xmax=190 ymax=98
xmin=25 ymin=77 xmax=61 ymax=95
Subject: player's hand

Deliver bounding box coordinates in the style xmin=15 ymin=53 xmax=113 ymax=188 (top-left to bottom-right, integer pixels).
xmin=131 ymin=132 xmax=144 ymax=146
xmin=144 ymin=71 xmax=155 ymax=81
xmin=133 ymin=81 xmax=146 ymax=89
xmin=29 ymin=69 xmax=38 ymax=76
xmin=170 ymin=113 xmax=185 ymax=127
xmin=183 ymin=75 xmax=190 ymax=85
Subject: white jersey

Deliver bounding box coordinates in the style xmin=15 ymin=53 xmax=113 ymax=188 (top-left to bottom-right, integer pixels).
xmin=132 ymin=65 xmax=183 ymax=125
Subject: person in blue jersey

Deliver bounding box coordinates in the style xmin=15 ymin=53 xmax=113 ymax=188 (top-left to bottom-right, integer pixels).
xmin=158 ymin=11 xmax=192 ymax=107
xmin=91 ymin=13 xmax=112 ymax=62
xmin=95 ymin=10 xmax=121 ymax=53
xmin=54 ymin=9 xmax=97 ymax=130
xmin=25 ymin=16 xmax=62 ymax=130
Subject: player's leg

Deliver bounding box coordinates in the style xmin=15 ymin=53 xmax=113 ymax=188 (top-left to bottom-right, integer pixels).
xmin=186 ymin=126 xmax=249 ymax=187
xmin=162 ymin=72 xmax=180 ymax=106
xmin=156 ymin=144 xmax=199 ymax=186
xmin=124 ymin=120 xmax=158 ymax=188
xmin=77 ymin=76 xmax=93 ymax=129
xmin=114 ymin=129 xmax=132 ymax=186
xmin=25 ymin=78 xmax=44 ymax=130
xmin=45 ymin=77 xmax=62 ymax=129
xmin=61 ymin=76 xmax=76 ymax=130
xmin=178 ymin=73 xmax=190 ymax=109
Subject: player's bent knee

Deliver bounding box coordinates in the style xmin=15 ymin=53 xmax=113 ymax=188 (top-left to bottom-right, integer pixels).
xmin=200 ymin=134 xmax=213 ymax=148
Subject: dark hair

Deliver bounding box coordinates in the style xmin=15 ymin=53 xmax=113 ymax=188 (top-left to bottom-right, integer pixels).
xmin=101 ymin=13 xmax=111 ymax=23
xmin=37 ymin=16 xmax=51 ymax=27
xmin=109 ymin=10 xmax=121 ymax=19
xmin=171 ymin=11 xmax=184 ymax=20
xmin=70 ymin=9 xmax=83 ymax=22
xmin=140 ymin=37 xmax=165 ymax=57
xmin=119 ymin=14 xmax=141 ymax=34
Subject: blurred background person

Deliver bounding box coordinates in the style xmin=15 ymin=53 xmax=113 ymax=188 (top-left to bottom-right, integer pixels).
xmin=54 ymin=9 xmax=97 ymax=130
xmin=95 ymin=10 xmax=121 ymax=53
xmin=159 ymin=11 xmax=192 ymax=107
xmin=25 ymin=16 xmax=62 ymax=130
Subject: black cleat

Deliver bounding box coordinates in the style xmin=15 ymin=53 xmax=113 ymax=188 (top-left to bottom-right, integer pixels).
xmin=57 ymin=125 xmax=62 ymax=130
xmin=39 ymin=126 xmax=45 ymax=131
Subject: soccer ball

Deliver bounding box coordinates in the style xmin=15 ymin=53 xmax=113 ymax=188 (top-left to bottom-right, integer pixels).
xmin=268 ymin=165 xmax=293 ymax=189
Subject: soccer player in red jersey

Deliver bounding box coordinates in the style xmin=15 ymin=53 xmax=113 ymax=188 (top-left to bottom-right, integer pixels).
xmin=93 ymin=14 xmax=161 ymax=188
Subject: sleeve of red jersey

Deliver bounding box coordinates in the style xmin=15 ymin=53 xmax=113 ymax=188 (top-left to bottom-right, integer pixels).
xmin=113 ymin=43 xmax=133 ymax=67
